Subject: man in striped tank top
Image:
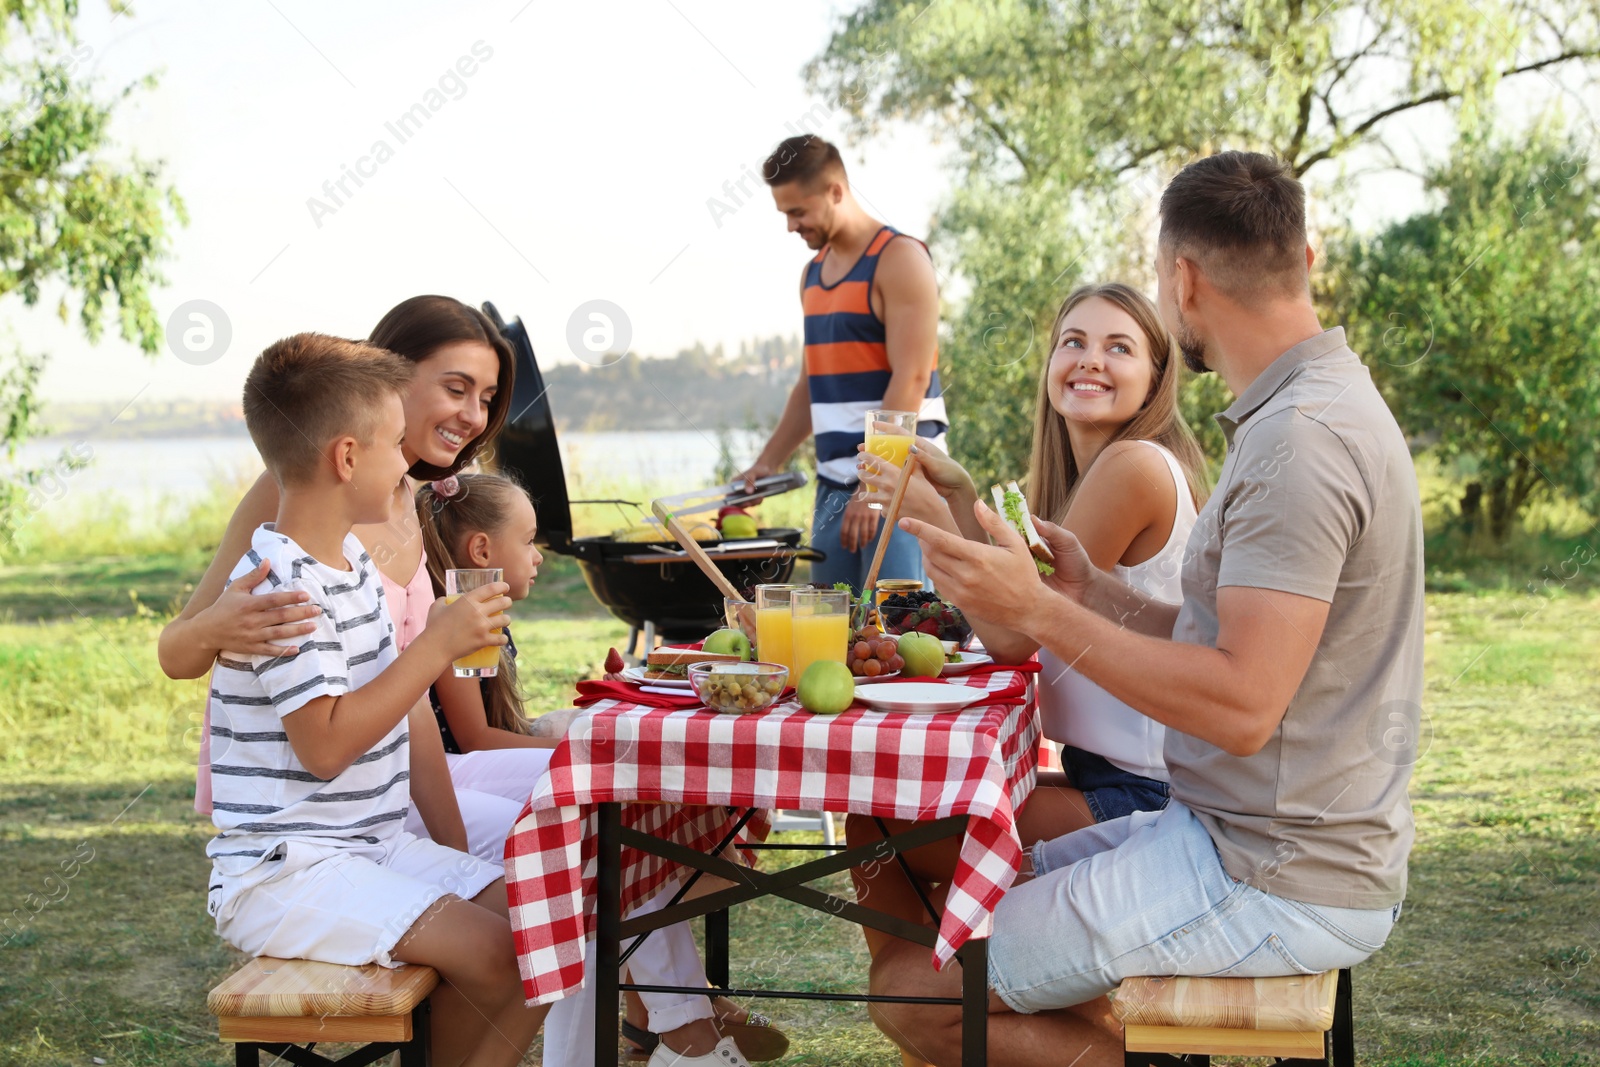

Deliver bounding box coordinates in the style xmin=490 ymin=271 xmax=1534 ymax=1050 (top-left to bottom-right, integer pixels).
xmin=736 ymin=135 xmax=947 ymax=590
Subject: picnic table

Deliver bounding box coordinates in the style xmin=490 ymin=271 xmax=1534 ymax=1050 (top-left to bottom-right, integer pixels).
xmin=504 ymin=664 xmax=1041 ymax=1066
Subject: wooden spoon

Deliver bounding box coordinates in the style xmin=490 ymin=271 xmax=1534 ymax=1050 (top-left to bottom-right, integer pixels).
xmin=651 ymin=500 xmax=748 ymax=607
xmin=861 ymin=453 xmax=920 ymax=602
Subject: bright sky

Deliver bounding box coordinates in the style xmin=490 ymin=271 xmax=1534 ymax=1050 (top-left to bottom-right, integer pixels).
xmin=10 ymin=1 xmax=1589 ymax=404
xmin=17 ymin=1 xmax=951 ymax=402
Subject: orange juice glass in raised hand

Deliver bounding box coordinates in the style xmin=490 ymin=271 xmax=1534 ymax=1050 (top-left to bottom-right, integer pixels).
xmin=864 ymin=409 xmax=918 ymax=510
xmin=445 ymin=567 xmax=503 ymax=677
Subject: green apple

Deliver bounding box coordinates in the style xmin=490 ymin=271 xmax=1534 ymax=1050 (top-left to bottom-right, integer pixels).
xmin=797 ymin=660 xmax=855 ymax=714
xmin=896 ymin=631 xmax=945 ymax=678
xmin=720 ymin=514 xmax=760 ymax=540
xmin=702 ymin=627 xmax=753 ymax=661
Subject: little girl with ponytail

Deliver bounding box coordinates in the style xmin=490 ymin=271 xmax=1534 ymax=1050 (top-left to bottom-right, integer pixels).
xmin=416 ymin=472 xmax=556 ymax=752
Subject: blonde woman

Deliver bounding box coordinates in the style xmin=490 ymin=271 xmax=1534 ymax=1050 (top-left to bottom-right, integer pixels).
xmin=851 ymin=285 xmax=1210 ymax=1012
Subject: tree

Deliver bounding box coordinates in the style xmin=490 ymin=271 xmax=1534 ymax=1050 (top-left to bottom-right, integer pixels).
xmin=1329 ymin=127 xmax=1600 ymax=540
xmin=805 ymin=0 xmax=1600 ymax=488
xmin=0 ymin=0 xmax=183 ymax=549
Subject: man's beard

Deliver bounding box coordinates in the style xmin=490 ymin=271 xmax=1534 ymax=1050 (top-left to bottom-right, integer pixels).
xmin=1176 ymin=315 xmax=1210 ymax=374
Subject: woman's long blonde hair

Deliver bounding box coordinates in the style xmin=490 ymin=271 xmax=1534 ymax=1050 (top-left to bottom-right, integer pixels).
xmin=1026 ymin=283 xmax=1210 ymax=526
xmin=415 ymin=472 xmax=532 ymax=737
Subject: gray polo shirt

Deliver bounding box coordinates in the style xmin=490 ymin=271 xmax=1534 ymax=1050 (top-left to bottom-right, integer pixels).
xmin=1167 ymin=327 xmax=1424 ymax=910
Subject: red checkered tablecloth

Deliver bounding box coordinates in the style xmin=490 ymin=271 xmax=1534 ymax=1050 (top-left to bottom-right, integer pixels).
xmin=504 ymin=669 xmax=1040 ymax=1005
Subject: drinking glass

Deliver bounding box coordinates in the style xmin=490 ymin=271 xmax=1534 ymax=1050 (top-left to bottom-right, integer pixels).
xmin=864 ymin=409 xmax=919 ymax=510
xmin=445 ymin=568 xmax=503 ymax=678
xmin=753 ymin=584 xmax=803 ymax=673
xmin=723 ymin=597 xmax=758 ymax=650
xmin=789 ymin=588 xmax=850 ymax=682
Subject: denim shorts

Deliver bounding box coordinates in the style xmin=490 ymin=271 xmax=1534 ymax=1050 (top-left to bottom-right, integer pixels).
xmin=987 ymin=801 xmax=1398 ymax=1013
xmin=1060 ymin=745 xmax=1170 ymax=822
xmin=809 ymin=479 xmax=926 ymax=591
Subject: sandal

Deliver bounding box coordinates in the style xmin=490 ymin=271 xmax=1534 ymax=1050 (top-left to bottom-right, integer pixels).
xmin=712 ymin=1004 xmax=790 ymax=1062
xmin=620 ymin=1018 xmax=657 ymax=1060
xmin=620 ymin=1008 xmax=790 ymax=1063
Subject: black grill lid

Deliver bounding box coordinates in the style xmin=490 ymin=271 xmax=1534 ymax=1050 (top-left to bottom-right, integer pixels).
xmin=483 ymin=301 xmax=809 ymax=558
xmin=482 ymin=301 xmax=574 ymax=552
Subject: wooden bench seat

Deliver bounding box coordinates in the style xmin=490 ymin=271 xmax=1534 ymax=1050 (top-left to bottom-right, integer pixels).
xmin=208 ymin=956 xmax=438 ymax=1066
xmin=1111 ymin=969 xmax=1353 ymax=1066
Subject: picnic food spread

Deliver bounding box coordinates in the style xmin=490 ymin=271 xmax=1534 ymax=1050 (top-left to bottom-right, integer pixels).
xmin=992 ymin=480 xmax=1056 ymax=575
xmin=717 ymin=506 xmax=760 ymax=539
xmin=895 ymin=631 xmax=946 ymax=678
xmin=796 ymin=659 xmax=856 ymax=714
xmin=610 ymin=518 xmax=721 ymax=542
xmin=847 ymin=622 xmax=904 ymax=677
xmin=644 ymin=647 xmax=745 ymax=679
xmin=701 ymin=627 xmax=755 ymax=660
xmin=689 ymin=661 xmax=787 ymax=713
xmin=507 ymin=664 xmax=1041 ymax=1005
xmin=879 ymin=588 xmax=974 ymax=646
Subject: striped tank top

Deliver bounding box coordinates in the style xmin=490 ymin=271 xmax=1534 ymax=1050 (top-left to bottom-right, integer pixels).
xmin=804 ymin=225 xmax=948 ymax=487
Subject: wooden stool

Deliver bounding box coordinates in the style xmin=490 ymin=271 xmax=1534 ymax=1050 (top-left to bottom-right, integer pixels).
xmin=1111 ymin=968 xmax=1353 ymax=1066
xmin=208 ymin=956 xmax=438 ymax=1066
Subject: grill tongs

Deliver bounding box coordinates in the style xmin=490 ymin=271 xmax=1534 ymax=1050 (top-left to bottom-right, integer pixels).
xmin=653 ymin=470 xmax=808 ymax=519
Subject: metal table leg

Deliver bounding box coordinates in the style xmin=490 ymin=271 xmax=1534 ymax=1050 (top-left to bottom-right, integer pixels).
xmin=597 ymin=810 xmax=993 ymax=1065
xmin=960 ymin=936 xmax=988 ymax=1067
xmin=594 ymin=803 xmax=622 ymax=1064
xmin=705 ymin=907 xmax=730 ymax=989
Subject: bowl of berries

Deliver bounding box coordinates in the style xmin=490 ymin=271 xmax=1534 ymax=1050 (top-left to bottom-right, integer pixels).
xmin=877 ymin=591 xmax=974 ymax=649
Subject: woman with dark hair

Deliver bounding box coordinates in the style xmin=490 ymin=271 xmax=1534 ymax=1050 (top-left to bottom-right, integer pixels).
xmin=159 ymin=294 xmax=519 ymax=853
xmin=160 ymin=294 xmax=782 ymax=1067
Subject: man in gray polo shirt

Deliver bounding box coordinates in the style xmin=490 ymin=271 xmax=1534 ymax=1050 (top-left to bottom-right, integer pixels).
xmin=865 ymin=152 xmax=1424 ymax=1066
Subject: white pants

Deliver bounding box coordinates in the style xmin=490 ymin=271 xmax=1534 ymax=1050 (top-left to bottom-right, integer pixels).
xmin=403 ymin=747 xmax=713 ymax=1065
xmin=403 ymin=747 xmax=551 ymax=863
xmin=539 ymin=880 xmax=713 ymax=1066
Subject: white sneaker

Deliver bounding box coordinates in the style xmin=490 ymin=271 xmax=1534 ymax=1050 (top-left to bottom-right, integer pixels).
xmin=646 ymin=1035 xmax=752 ymax=1067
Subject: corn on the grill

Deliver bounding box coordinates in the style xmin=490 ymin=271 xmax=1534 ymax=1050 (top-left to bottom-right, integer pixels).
xmin=611 ymin=521 xmax=719 ymax=543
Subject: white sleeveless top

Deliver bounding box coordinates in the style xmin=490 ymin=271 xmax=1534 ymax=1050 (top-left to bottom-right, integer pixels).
xmin=1036 ymin=441 xmax=1197 ymax=782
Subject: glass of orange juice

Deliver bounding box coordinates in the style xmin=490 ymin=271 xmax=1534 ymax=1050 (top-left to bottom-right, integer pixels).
xmin=790 ymin=588 xmax=850 ymax=682
xmin=754 ymin=584 xmax=802 ymax=673
xmin=445 ymin=567 xmax=503 ymax=678
xmin=864 ymin=409 xmax=918 ymax=510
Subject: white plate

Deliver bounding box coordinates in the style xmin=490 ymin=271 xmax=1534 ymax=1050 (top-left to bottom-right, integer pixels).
xmin=850 ymin=669 xmax=900 ymax=682
xmin=939 ymin=652 xmax=993 ymax=676
xmin=620 ymin=666 xmax=694 ymax=690
xmin=852 ymin=682 xmax=988 ymax=714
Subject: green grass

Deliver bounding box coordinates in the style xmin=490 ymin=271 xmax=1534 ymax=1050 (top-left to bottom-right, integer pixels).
xmin=1 ymin=481 xmax=1597 ymax=1065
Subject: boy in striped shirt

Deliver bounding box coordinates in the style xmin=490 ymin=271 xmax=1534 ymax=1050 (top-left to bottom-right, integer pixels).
xmin=206 ymin=333 xmax=548 ymax=1065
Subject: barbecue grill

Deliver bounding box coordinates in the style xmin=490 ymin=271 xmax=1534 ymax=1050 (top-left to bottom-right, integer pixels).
xmin=484 ymin=302 xmax=822 ymax=654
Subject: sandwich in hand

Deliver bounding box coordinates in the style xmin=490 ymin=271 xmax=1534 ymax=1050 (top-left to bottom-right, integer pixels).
xmin=991 ymin=481 xmax=1055 ymax=576
xmin=644 ymin=647 xmax=747 ymax=680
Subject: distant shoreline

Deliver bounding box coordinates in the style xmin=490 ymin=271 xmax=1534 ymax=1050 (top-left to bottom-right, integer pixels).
xmin=38 ymin=335 xmax=803 ymax=441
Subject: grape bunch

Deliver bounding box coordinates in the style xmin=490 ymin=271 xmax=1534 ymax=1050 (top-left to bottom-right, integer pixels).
xmin=879 ymin=590 xmax=972 ymax=644
xmin=849 ymin=624 xmax=903 ymax=678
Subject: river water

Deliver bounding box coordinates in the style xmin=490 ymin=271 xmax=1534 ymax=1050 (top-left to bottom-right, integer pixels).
xmin=14 ymin=429 xmax=765 ymax=520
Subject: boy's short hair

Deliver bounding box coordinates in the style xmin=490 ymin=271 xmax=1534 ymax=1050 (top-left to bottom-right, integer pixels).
xmin=1158 ymin=151 xmax=1308 ymax=301
xmin=763 ymin=134 xmax=846 ymax=189
xmin=242 ymin=333 xmax=416 ymax=486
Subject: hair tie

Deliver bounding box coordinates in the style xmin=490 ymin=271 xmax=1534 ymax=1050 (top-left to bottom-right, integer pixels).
xmin=431 ymin=475 xmax=462 ymax=499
